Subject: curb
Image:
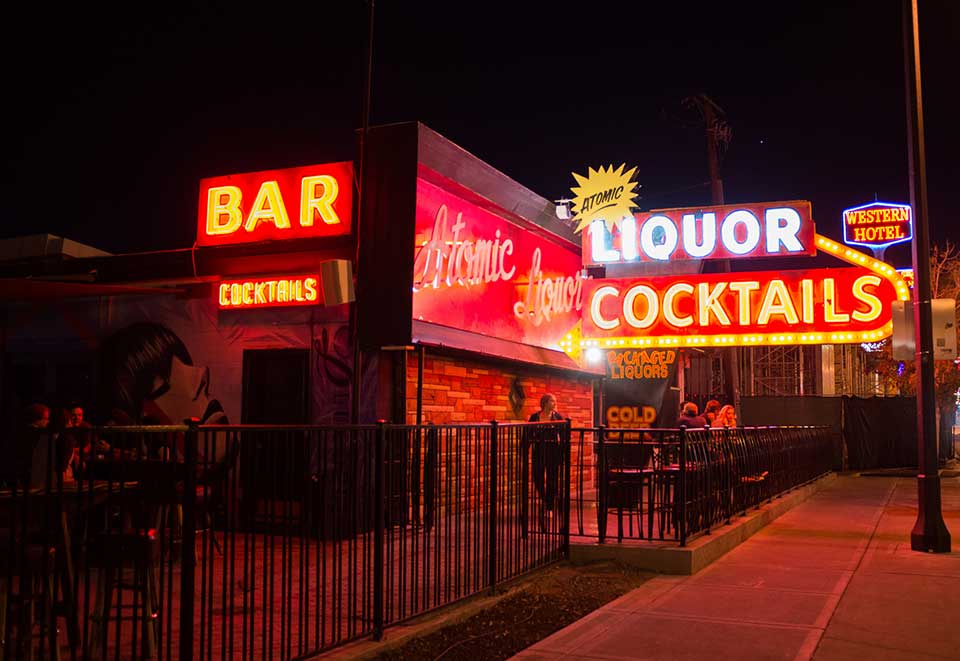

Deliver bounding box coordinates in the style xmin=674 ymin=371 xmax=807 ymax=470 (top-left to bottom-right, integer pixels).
xmin=569 ymin=473 xmax=837 ymax=574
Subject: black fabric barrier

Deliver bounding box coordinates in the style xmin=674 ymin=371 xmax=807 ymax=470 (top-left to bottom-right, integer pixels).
xmin=842 ymin=396 xmax=917 ymax=470
xmin=741 ymin=396 xmax=844 ymax=470
xmin=741 ymin=395 xmax=919 ymax=470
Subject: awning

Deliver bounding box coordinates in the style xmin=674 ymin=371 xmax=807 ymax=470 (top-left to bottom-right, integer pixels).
xmin=0 ymin=278 xmax=180 ymax=302
xmin=412 ymin=320 xmax=603 ymax=376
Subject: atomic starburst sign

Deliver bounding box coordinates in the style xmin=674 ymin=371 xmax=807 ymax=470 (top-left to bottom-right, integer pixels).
xmin=570 ymin=164 xmax=639 ymax=234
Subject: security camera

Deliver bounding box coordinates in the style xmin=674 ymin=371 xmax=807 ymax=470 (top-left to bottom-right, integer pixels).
xmin=554 ymin=198 xmax=572 ymax=221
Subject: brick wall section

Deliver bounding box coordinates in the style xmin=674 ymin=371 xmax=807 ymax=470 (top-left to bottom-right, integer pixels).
xmin=404 ymin=352 xmax=598 ymax=506
xmin=405 ymin=353 xmax=594 ymax=427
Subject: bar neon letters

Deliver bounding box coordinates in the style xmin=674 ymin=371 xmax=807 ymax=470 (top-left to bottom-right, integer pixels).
xmin=198 ymin=162 xmax=353 ymax=247
xmin=218 ymin=275 xmax=321 ymax=309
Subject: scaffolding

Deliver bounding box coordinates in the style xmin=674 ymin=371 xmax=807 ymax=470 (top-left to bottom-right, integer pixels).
xmin=685 ymin=343 xmax=884 ymax=401
xmin=739 ymin=345 xmax=818 ymax=396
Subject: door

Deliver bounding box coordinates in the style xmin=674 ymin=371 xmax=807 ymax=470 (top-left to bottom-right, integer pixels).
xmin=241 ymin=349 xmax=310 ymax=528
xmin=241 ymin=349 xmax=309 ymax=424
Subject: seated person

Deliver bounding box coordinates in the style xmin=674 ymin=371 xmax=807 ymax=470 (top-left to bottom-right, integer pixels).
xmin=678 ymin=402 xmax=708 ymax=429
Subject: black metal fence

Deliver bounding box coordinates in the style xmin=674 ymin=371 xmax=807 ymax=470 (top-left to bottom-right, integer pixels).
xmin=1 ymin=420 xmax=570 ymax=660
xmin=571 ymin=426 xmax=833 ymax=546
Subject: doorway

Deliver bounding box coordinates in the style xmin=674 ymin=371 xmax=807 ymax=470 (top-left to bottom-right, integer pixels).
xmin=241 ymin=349 xmax=310 ymax=528
xmin=241 ymin=349 xmax=309 ymax=424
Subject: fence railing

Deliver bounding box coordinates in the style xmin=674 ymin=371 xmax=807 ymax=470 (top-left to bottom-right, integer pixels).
xmin=0 ymin=420 xmax=570 ymax=660
xmin=571 ymin=425 xmax=833 ymax=546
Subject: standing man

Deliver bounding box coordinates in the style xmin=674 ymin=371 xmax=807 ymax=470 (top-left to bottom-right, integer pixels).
xmin=528 ymin=394 xmax=564 ymax=532
xmin=13 ymin=403 xmax=51 ymax=487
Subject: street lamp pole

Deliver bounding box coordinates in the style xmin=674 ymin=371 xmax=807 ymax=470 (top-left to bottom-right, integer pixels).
xmin=903 ymin=0 xmax=950 ymax=552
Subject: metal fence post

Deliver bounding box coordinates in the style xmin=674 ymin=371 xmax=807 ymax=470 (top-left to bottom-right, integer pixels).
xmin=679 ymin=427 xmax=687 ymax=548
xmin=373 ymin=421 xmax=385 ymax=640
xmin=180 ymin=418 xmax=199 ymax=661
xmin=563 ymin=419 xmax=572 ymax=557
xmin=488 ymin=420 xmax=498 ymax=595
xmin=597 ymin=425 xmax=607 ymax=544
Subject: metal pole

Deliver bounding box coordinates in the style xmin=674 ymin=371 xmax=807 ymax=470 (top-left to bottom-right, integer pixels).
xmin=180 ymin=418 xmax=199 ymax=661
xmin=373 ymin=421 xmax=385 ymax=639
xmin=350 ymin=0 xmax=376 ymax=424
xmin=904 ymin=0 xmax=950 ymax=552
xmin=679 ymin=427 xmax=687 ymax=547
xmin=563 ymin=419 xmax=572 ymax=557
xmin=700 ymin=97 xmax=741 ymax=415
xmin=416 ymin=345 xmax=424 ymax=428
xmin=488 ymin=420 xmax=498 ymax=594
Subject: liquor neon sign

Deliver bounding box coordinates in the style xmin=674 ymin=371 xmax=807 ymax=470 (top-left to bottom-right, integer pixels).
xmin=198 ymin=162 xmax=353 ymax=247
xmin=582 ymin=200 xmax=816 ymax=265
xmin=218 ymin=274 xmax=320 ymax=309
xmin=842 ymin=201 xmax=912 ymax=250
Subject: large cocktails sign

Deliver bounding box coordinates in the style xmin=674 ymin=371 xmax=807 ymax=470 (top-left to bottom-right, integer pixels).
xmin=412 ymin=177 xmax=583 ymax=350
xmin=198 ymin=162 xmax=353 ymax=247
xmin=582 ymin=201 xmax=816 ymax=265
xmin=583 ymin=266 xmax=901 ymax=347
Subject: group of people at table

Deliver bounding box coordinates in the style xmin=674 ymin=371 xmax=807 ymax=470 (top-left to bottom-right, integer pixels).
xmin=2 ymin=403 xmax=114 ymax=490
xmin=677 ymin=399 xmax=737 ymax=429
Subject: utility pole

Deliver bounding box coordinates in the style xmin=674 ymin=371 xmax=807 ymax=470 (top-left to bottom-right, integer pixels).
xmin=350 ymin=0 xmax=376 ymax=424
xmin=903 ymin=0 xmax=950 ymax=552
xmin=690 ymin=94 xmax=740 ymax=414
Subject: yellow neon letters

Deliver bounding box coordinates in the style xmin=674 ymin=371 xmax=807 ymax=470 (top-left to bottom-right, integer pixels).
xmin=300 ymin=175 xmax=341 ymax=226
xmin=206 ymin=186 xmax=243 ymax=235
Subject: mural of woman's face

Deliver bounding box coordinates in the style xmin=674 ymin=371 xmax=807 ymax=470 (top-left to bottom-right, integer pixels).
xmin=143 ymin=356 xmax=228 ymax=425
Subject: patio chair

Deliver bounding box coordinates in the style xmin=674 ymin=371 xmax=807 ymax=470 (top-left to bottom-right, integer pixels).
xmin=86 ymin=460 xmax=182 ymax=659
xmin=188 ymin=437 xmax=241 ymax=556
xmin=600 ymin=436 xmax=654 ymax=539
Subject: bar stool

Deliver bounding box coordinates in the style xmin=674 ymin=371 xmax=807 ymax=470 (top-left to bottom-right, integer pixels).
xmin=0 ymin=533 xmax=60 ymax=661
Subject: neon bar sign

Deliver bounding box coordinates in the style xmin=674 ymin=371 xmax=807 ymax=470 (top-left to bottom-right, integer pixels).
xmin=842 ymin=201 xmax=912 ymax=250
xmin=218 ymin=274 xmax=320 ymax=309
xmin=582 ymin=200 xmax=815 ymax=265
xmin=583 ymin=268 xmax=898 ymax=347
xmin=198 ymin=162 xmax=353 ymax=247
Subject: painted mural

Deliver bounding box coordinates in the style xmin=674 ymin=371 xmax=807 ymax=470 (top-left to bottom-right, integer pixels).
xmin=3 ymin=291 xmax=352 ymax=429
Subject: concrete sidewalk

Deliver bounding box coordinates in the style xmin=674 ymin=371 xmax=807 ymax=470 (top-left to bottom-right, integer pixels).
xmin=513 ymin=474 xmax=960 ymax=660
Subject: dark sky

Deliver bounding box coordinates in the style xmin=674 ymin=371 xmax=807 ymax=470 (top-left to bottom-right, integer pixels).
xmin=4 ymin=1 xmax=958 ymax=269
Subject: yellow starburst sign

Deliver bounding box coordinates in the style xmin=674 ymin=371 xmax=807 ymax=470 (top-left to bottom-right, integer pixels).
xmin=570 ymin=164 xmax=639 ymax=234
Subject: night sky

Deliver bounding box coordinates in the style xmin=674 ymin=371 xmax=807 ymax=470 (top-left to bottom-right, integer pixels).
xmin=4 ymin=1 xmax=958 ymax=269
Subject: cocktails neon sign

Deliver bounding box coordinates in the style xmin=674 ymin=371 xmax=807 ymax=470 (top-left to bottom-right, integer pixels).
xmin=581 ymin=201 xmax=816 ymax=265
xmin=572 ymin=236 xmax=910 ymax=349
xmin=198 ymin=162 xmax=353 ymax=247
xmin=842 ymin=201 xmax=912 ymax=250
xmin=218 ymin=274 xmax=320 ymax=309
